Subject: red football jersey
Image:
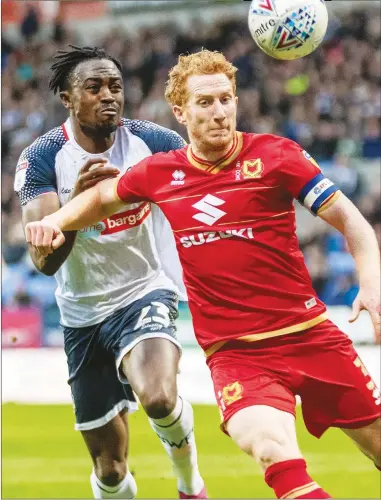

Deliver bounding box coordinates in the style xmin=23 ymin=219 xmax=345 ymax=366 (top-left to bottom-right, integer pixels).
xmin=117 ymin=132 xmax=340 ymax=355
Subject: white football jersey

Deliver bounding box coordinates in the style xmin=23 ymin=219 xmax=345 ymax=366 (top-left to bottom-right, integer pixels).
xmin=15 ymin=118 xmax=187 ymax=327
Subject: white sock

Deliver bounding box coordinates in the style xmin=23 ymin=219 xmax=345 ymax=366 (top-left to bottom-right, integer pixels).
xmin=90 ymin=469 xmax=137 ymax=499
xmin=149 ymin=396 xmax=204 ymax=495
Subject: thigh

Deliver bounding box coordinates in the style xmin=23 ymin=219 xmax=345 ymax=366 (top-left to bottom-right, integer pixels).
xmin=122 ymin=337 xmax=180 ymax=395
xmin=341 ymin=418 xmax=381 ymax=462
xmin=64 ymin=326 xmax=138 ymax=431
xmin=226 ymin=405 xmax=301 ymax=461
xmin=82 ymin=409 xmax=130 ymax=464
xmin=206 ymin=345 xmax=296 ymax=434
xmin=102 ymin=289 xmax=182 ymax=384
xmin=293 ymin=321 xmax=381 ymax=438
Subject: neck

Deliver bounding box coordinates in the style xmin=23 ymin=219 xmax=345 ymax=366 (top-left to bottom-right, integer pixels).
xmin=190 ymin=135 xmax=235 ymax=163
xmin=70 ymin=117 xmax=116 ymax=154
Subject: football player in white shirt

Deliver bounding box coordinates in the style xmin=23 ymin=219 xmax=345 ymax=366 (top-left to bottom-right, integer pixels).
xmin=15 ymin=46 xmax=207 ymax=500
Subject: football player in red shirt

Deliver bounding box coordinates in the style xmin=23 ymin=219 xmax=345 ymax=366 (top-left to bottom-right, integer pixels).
xmin=25 ymin=50 xmax=380 ymax=499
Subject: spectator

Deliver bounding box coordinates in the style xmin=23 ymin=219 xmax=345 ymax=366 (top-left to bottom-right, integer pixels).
xmin=362 ymin=117 xmax=381 ymax=158
xmin=321 ymin=154 xmax=365 ymax=203
xmin=20 ymin=5 xmax=40 ymax=43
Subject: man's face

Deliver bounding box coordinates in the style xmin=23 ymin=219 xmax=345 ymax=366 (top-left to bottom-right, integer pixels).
xmin=174 ymin=73 xmax=238 ymax=152
xmin=61 ymin=59 xmax=124 ymax=135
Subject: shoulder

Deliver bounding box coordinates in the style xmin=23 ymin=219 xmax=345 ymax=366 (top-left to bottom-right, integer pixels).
xmin=20 ymin=125 xmax=68 ymax=168
xmin=243 ymin=132 xmax=292 ymax=151
xmin=242 ymin=133 xmax=309 ymax=169
xmin=14 ymin=126 xmax=67 ymax=201
xmin=132 ymin=150 xmax=177 ymax=171
xmin=120 ymin=118 xmax=186 ymax=153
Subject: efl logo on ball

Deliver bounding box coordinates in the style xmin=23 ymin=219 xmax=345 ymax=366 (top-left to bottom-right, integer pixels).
xmin=248 ymin=0 xmax=329 ymax=60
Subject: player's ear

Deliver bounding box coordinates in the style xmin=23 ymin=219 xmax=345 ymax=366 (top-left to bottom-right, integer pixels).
xmin=173 ymin=105 xmax=187 ymax=126
xmin=60 ymin=91 xmax=73 ymax=110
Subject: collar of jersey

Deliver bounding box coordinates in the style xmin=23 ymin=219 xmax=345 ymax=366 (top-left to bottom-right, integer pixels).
xmin=62 ymin=117 xmax=119 ymax=156
xmin=186 ymin=131 xmax=243 ymax=174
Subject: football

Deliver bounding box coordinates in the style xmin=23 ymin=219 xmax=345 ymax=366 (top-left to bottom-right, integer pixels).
xmin=248 ymin=0 xmax=329 ymax=60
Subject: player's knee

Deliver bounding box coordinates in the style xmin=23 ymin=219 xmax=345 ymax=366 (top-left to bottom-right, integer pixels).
xmin=94 ymin=457 xmax=127 ymax=486
xmin=230 ymin=424 xmax=301 ymax=468
xmin=140 ymin=387 xmax=177 ymax=419
xmin=230 ymin=427 xmax=256 ymax=457
xmin=254 ymin=437 xmax=302 ymax=470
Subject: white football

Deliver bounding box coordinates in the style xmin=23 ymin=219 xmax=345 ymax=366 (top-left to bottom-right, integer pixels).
xmin=248 ymin=0 xmax=329 ymax=60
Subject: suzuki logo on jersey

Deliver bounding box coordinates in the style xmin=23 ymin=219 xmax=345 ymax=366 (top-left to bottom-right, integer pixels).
xmin=79 ymin=202 xmax=151 ymax=239
xmin=171 ymin=169 xmax=186 ymax=186
xmin=242 ymin=159 xmax=263 ymax=179
xmin=180 ymin=228 xmax=255 ymax=248
xmin=192 ymin=194 xmax=226 ymax=226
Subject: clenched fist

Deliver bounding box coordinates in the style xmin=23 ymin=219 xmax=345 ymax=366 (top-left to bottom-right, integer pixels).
xmin=25 ymin=219 xmax=66 ymax=256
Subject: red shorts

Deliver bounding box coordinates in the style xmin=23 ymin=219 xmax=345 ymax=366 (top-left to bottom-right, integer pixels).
xmin=207 ymin=320 xmax=380 ymax=438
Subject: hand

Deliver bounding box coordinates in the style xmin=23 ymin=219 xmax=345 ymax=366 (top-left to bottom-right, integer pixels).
xmin=349 ymin=286 xmax=381 ymax=344
xmin=71 ymin=158 xmax=120 ymax=198
xmin=25 ymin=219 xmax=66 ymax=256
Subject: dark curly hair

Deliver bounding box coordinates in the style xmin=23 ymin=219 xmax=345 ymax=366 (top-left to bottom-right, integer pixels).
xmin=48 ymin=45 xmax=122 ymax=95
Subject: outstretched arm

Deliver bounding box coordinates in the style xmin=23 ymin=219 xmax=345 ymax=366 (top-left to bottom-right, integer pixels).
xmin=47 ymin=176 xmax=123 ymax=231
xmin=25 ymin=155 xmax=153 ymax=257
xmin=319 ymin=193 xmax=380 ymax=342
xmin=22 ymin=158 xmax=119 ymax=275
xmin=25 ymin=175 xmax=125 ymax=256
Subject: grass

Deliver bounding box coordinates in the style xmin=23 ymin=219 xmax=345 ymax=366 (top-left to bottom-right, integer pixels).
xmin=2 ymin=403 xmax=380 ymax=499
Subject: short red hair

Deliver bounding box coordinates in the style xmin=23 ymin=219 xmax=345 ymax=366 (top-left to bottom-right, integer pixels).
xmin=165 ymin=49 xmax=238 ymax=107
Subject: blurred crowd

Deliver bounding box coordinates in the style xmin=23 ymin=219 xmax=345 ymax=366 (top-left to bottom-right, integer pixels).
xmin=2 ymin=6 xmax=380 ymax=323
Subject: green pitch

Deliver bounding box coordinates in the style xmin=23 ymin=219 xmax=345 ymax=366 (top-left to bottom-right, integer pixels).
xmin=2 ymin=403 xmax=380 ymax=498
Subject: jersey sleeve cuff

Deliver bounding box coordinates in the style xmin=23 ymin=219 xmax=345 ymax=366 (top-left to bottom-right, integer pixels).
xmin=18 ymin=187 xmax=57 ymax=206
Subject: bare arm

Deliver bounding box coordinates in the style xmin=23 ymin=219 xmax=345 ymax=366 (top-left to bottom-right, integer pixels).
xmin=24 ymin=157 xmax=121 ymax=258
xmin=318 ymin=194 xmax=380 ymax=286
xmin=21 ymin=158 xmax=120 ymax=274
xmin=22 ymin=193 xmax=77 ymax=276
xmin=319 ymin=193 xmax=380 ymax=341
xmin=46 ymin=176 xmax=124 ymax=231
xmin=25 ymin=175 xmax=125 ymax=257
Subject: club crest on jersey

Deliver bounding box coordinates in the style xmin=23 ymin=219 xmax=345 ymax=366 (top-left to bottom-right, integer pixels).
xmin=242 ymin=159 xmax=263 ymax=179
xmin=302 ymin=150 xmax=320 ymax=170
xmin=221 ymin=381 xmax=244 ymax=406
xmin=171 ymin=169 xmax=186 ymax=186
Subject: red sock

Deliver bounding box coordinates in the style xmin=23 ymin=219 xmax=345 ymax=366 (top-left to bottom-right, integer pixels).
xmin=264 ymin=459 xmax=331 ymax=499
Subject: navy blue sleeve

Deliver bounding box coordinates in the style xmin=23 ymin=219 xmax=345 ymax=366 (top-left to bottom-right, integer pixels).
xmin=122 ymin=118 xmax=186 ymax=154
xmin=14 ymin=127 xmax=66 ymax=206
